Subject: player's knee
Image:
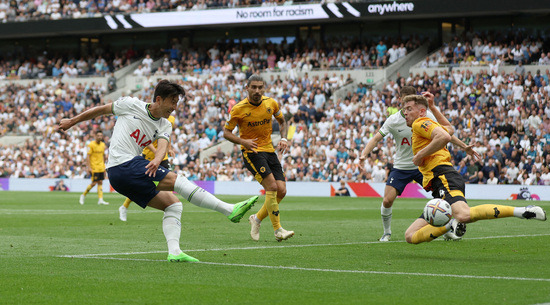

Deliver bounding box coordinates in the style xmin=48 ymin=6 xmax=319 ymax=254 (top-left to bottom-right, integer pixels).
xmin=264 ymin=182 xmax=278 ymax=192
xmin=277 ymin=187 xmax=287 ymax=198
xmin=453 ymin=211 xmax=471 ymax=223
xmin=404 ymin=231 xmax=415 ymax=244
xmin=382 ymin=198 xmax=394 ymax=208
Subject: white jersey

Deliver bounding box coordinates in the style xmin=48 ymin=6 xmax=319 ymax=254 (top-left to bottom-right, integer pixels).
xmin=106 ymin=96 xmax=172 ymax=168
xmin=379 ymin=110 xmax=437 ymax=170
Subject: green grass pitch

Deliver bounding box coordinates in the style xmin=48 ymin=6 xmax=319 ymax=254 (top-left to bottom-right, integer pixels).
xmin=1 ymin=191 xmax=549 ymax=304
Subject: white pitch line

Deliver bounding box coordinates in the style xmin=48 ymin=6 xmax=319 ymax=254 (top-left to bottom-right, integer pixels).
xmin=57 ymin=233 xmax=550 ymax=258
xmin=58 ymin=256 xmax=550 ymax=282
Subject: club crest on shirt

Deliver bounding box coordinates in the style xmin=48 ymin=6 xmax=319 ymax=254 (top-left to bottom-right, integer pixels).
xmin=266 ymin=108 xmax=272 ymax=114
xmin=421 ymin=120 xmax=432 ymax=131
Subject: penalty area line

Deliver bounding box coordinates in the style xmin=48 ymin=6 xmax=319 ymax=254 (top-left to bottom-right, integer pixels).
xmin=56 ymin=233 xmax=550 ymax=258
xmin=58 ymin=256 xmax=550 ymax=282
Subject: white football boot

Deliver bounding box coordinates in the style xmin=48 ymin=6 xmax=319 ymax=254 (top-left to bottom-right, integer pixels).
xmin=119 ymin=205 xmax=127 ymax=222
xmin=521 ymin=205 xmax=547 ymax=221
xmin=98 ymin=199 xmax=110 ymax=205
xmin=249 ymin=215 xmax=260 ymax=241
xmin=274 ymin=227 xmax=294 ymax=242
xmin=379 ymin=233 xmax=391 ymax=242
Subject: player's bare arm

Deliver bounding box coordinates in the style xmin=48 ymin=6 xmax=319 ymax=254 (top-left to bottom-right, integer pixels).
xmin=223 ymin=128 xmax=258 ymax=153
xmin=58 ymin=103 xmax=113 ymax=131
xmin=412 ymin=127 xmax=451 ymax=166
xmin=359 ymin=132 xmax=383 ymax=171
xmin=145 ymin=138 xmax=168 ymax=177
xmin=422 ymin=91 xmax=478 ymax=160
xmin=422 ymin=91 xmax=454 ymax=136
xmin=276 ymin=116 xmax=289 ymax=153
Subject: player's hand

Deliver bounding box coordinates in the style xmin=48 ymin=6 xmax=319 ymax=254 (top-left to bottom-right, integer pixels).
xmin=464 ymin=144 xmax=481 ymax=161
xmin=145 ymin=159 xmax=161 ymax=177
xmin=278 ymin=138 xmax=289 ymax=154
xmin=358 ymin=156 xmax=366 ymax=171
xmin=421 ymin=91 xmax=435 ymax=108
xmin=168 ymin=148 xmax=176 ymax=157
xmin=58 ymin=118 xmax=74 ymax=132
xmin=412 ymin=154 xmax=424 ymax=166
xmin=241 ymin=138 xmax=258 ymax=153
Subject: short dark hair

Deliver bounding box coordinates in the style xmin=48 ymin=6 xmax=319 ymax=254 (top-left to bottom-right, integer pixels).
xmin=246 ymin=74 xmax=265 ymax=87
xmin=402 ymin=95 xmax=428 ymax=108
xmin=399 ymin=86 xmax=417 ymax=98
xmin=153 ymin=79 xmax=185 ymax=103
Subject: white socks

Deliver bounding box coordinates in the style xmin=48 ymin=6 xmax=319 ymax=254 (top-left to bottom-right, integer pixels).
xmin=174 ymin=175 xmax=233 ymax=216
xmin=163 ymin=202 xmax=183 ymax=256
xmin=513 ymin=207 xmax=526 ymax=218
xmin=381 ymin=204 xmax=392 ymax=235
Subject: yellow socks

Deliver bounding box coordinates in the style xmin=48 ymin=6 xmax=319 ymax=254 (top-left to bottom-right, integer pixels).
xmin=98 ymin=184 xmax=103 ymax=200
xmin=469 ymin=204 xmax=514 ymax=222
xmin=83 ymin=184 xmax=93 ymax=196
xmin=411 ymin=225 xmax=448 ymax=244
xmin=264 ymin=191 xmax=281 ymax=230
xmin=123 ymin=198 xmax=132 ymax=208
xmin=256 ymin=195 xmax=282 ymax=222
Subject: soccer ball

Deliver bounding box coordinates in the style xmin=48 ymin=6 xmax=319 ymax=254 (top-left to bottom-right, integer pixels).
xmin=423 ymin=198 xmax=452 ymax=227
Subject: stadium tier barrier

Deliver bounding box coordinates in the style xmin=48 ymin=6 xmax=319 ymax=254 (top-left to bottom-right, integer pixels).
xmin=2 ymin=178 xmax=548 ymax=201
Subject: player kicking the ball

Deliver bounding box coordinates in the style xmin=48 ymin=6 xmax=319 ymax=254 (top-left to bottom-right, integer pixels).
xmin=402 ymin=93 xmax=546 ymax=244
xmin=59 ymin=80 xmax=258 ymax=262
xmin=359 ymin=86 xmax=479 ymax=242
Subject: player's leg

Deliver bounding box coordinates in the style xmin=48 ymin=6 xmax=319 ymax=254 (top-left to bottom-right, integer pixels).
xmin=456 ymin=201 xmax=546 ymax=223
xmin=81 ymin=177 xmax=97 ymax=204
xmin=250 ymin=179 xmax=287 ymax=241
xmin=157 ymin=172 xmax=258 ymax=223
xmin=147 ymin=191 xmax=198 ymax=262
xmin=379 ymin=185 xmax=398 ymax=241
xmin=97 ymin=173 xmax=109 ymax=205
xmin=258 ymin=174 xmax=294 ymax=241
xmin=405 ymin=213 xmax=461 ymax=244
xmin=119 ymin=198 xmax=132 ymax=221
xmin=379 ymin=169 xmax=417 ymax=241
xmin=254 ymin=180 xmax=286 ymax=223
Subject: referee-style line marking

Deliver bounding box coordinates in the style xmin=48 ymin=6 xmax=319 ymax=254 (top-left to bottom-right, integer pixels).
xmin=56 ymin=233 xmax=550 ymax=282
xmin=57 ymin=233 xmax=550 ymax=258
xmin=59 ymin=256 xmax=550 ymax=282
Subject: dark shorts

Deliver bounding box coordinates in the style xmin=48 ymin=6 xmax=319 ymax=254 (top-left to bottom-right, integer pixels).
xmin=387 ymin=168 xmax=424 ymax=195
xmin=242 ymin=151 xmax=285 ymax=183
xmin=141 ymin=154 xmax=170 ymax=170
xmin=430 ymin=165 xmax=466 ymax=204
xmin=91 ymin=172 xmax=105 ymax=182
xmin=107 ymin=156 xmax=170 ymax=208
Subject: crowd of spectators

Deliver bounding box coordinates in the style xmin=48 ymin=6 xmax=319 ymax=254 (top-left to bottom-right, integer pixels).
xmin=1 ymin=60 xmax=550 ymax=186
xmin=420 ymin=31 xmax=549 ymax=69
xmin=136 ymin=37 xmax=416 ymax=79
xmin=0 ymin=47 xmax=141 ymax=80
xmin=0 ymin=0 xmax=339 ymax=23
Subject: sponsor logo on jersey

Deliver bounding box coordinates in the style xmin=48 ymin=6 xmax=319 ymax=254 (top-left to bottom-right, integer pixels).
xmin=247 ymin=118 xmax=271 ymax=127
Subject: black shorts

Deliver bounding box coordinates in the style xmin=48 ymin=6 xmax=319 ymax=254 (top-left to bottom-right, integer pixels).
xmin=242 ymin=151 xmax=285 ymax=183
xmin=160 ymin=159 xmax=170 ymax=169
xmin=142 ymin=154 xmax=170 ymax=170
xmin=91 ymin=172 xmax=105 ymax=182
xmin=107 ymin=156 xmax=170 ymax=208
xmin=430 ymin=165 xmax=466 ymax=204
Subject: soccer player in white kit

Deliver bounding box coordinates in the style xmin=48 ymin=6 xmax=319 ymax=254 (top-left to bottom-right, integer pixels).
xmin=359 ymin=86 xmax=479 ymax=242
xmin=59 ymin=80 xmax=258 ymax=262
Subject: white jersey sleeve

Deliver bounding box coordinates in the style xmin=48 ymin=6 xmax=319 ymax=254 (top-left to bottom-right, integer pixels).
xmin=106 ymin=97 xmax=173 ymax=168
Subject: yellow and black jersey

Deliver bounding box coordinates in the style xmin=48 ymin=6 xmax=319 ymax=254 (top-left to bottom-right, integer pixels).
xmin=411 ymin=117 xmax=453 ymax=188
xmin=225 ymin=96 xmax=283 ymax=153
xmin=88 ymin=141 xmax=106 ymax=173
xmin=142 ymin=115 xmax=174 ymax=161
